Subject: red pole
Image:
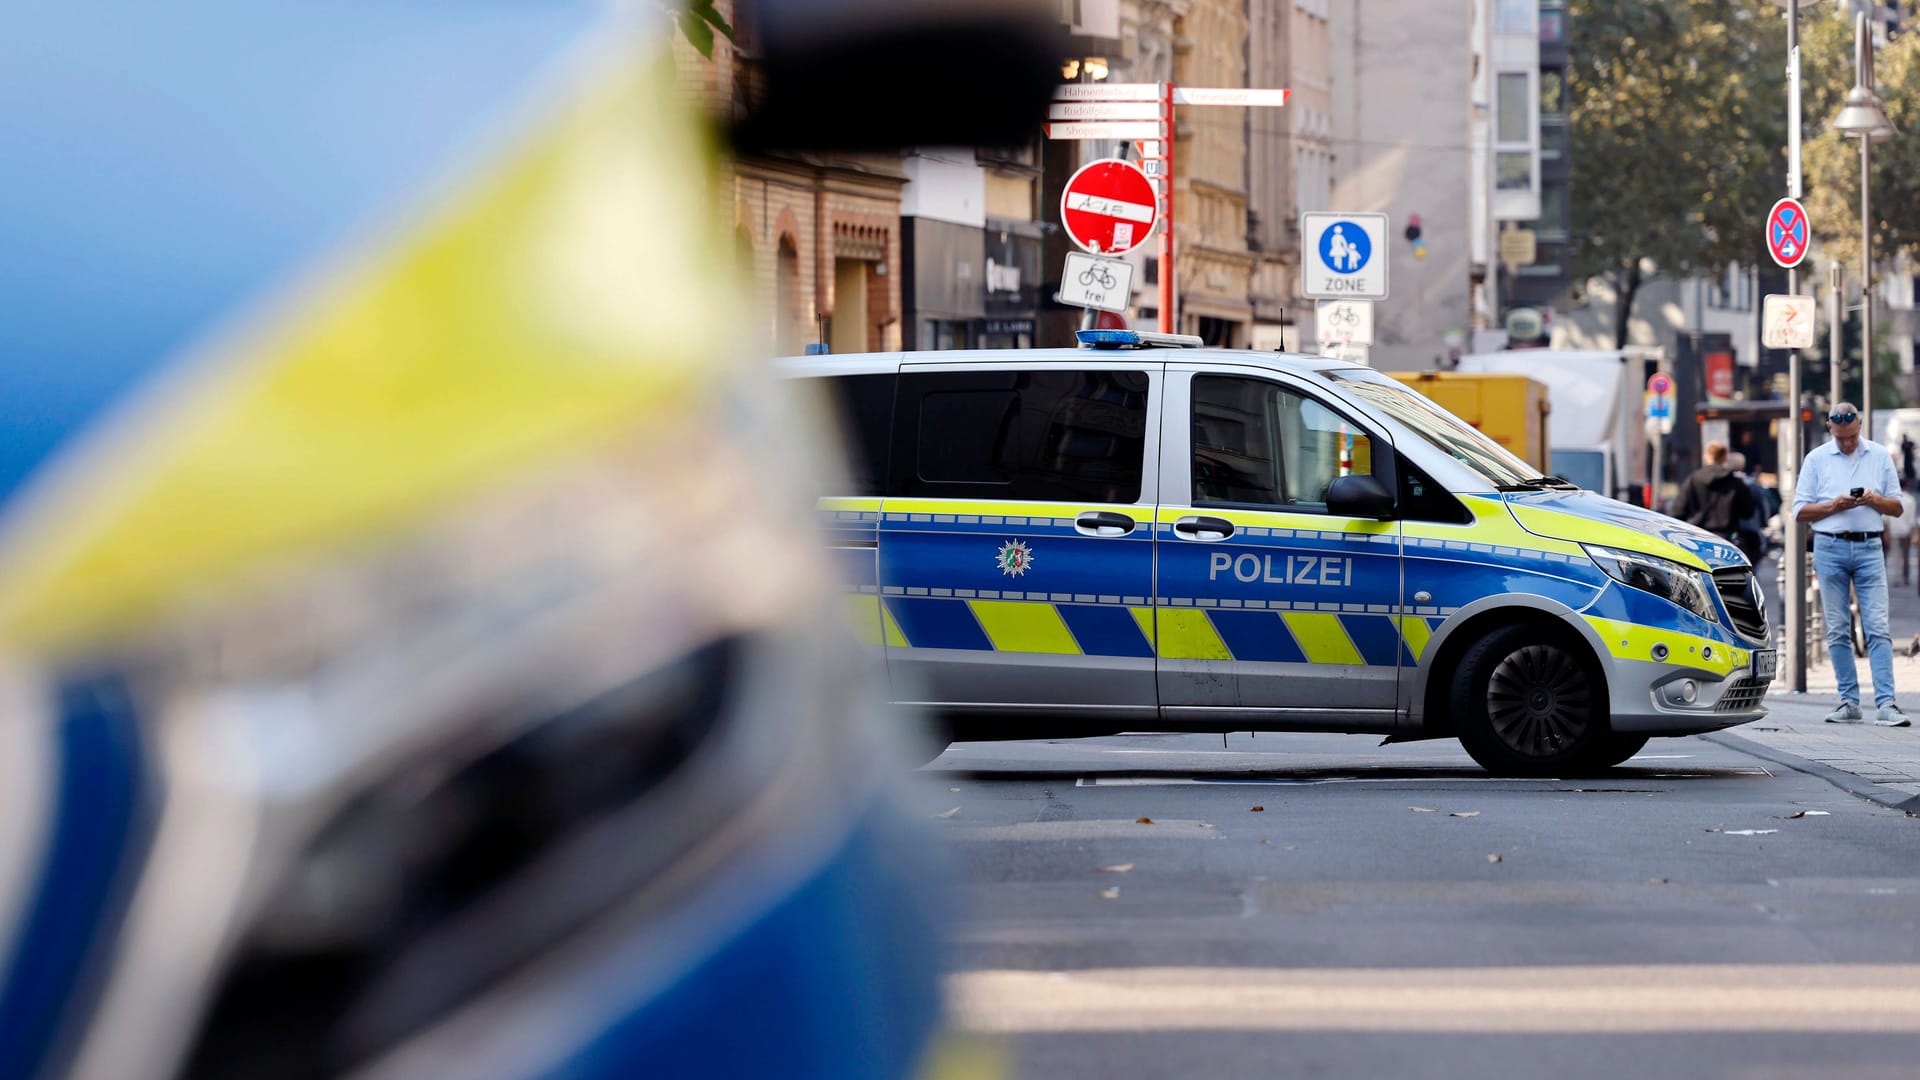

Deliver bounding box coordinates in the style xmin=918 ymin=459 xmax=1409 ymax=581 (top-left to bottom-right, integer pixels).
xmin=1158 ymin=81 xmax=1174 ymax=334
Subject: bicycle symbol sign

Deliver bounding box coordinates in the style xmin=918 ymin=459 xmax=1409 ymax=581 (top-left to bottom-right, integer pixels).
xmin=1314 ymin=299 xmax=1374 ymax=346
xmin=1059 ymin=251 xmax=1135 ymax=313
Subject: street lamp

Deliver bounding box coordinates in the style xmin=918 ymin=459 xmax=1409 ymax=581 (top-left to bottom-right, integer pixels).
xmin=1830 ymin=12 xmax=1897 ymax=440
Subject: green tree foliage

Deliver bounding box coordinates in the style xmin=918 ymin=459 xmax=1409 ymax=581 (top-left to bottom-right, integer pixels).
xmin=667 ymin=0 xmax=734 ymax=59
xmin=1567 ymin=0 xmax=1785 ymax=347
xmin=1799 ymin=14 xmax=1920 ymax=271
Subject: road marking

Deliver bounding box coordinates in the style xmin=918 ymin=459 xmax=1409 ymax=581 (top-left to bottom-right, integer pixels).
xmin=1074 ymin=769 xmax=1767 ymax=787
xmin=950 ymin=965 xmax=1920 ymax=1033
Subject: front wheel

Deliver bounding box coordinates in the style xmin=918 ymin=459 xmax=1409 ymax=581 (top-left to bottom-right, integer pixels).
xmin=1590 ymin=733 xmax=1651 ymax=770
xmin=1452 ymin=623 xmax=1610 ymax=777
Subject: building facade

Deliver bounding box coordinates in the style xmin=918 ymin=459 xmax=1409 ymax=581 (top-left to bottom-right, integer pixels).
xmin=676 ymin=2 xmax=905 ymax=357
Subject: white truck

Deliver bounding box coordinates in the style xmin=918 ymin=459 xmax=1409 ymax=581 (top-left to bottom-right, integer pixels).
xmin=1455 ymin=349 xmax=1648 ymax=505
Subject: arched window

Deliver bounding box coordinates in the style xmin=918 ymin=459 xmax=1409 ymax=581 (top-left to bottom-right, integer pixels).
xmin=776 ymin=235 xmax=803 ymax=356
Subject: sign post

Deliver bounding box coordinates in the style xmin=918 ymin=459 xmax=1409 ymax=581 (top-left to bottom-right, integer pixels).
xmin=1646 ymin=372 xmax=1675 ymax=511
xmin=1048 ymin=83 xmax=1289 ymax=335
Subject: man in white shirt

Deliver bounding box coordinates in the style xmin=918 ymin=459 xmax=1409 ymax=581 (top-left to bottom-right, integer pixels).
xmin=1793 ymin=403 xmax=1910 ymax=725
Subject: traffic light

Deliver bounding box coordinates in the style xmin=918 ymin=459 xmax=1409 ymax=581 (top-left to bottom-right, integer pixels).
xmin=1405 ymin=214 xmax=1427 ymax=260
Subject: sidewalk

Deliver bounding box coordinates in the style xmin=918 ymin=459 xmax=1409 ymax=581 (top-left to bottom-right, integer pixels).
xmin=1718 ymin=548 xmax=1920 ymax=813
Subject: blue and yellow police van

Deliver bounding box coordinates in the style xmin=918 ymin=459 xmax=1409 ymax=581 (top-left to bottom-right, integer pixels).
xmin=787 ymin=330 xmax=1775 ymax=776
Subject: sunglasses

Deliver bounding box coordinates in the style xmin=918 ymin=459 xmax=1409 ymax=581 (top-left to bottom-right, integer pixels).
xmin=1829 ymin=411 xmax=1859 ymax=424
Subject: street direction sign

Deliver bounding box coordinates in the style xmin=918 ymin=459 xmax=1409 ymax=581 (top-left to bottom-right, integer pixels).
xmin=1060 ymin=158 xmax=1158 ymax=255
xmin=1765 ymin=197 xmax=1811 ymax=269
xmin=1045 ymin=121 xmax=1166 ymax=141
xmin=1762 ymin=293 xmax=1817 ymax=349
xmin=1058 ymin=252 xmax=1135 ymax=312
xmin=1170 ymin=87 xmax=1292 ymax=107
xmin=1053 ymin=82 xmax=1164 ymax=102
xmin=1300 ymin=213 xmax=1389 ymax=300
xmin=1315 ymin=300 xmax=1374 ymax=346
xmin=1047 ymin=101 xmax=1163 ymax=121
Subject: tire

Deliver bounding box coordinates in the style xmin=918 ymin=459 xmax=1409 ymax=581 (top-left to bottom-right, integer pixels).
xmin=1590 ymin=733 xmax=1651 ymax=770
xmin=1451 ymin=623 xmax=1609 ymax=777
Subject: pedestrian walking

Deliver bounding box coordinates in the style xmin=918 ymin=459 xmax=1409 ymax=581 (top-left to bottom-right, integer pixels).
xmin=1884 ymin=482 xmax=1917 ymax=587
xmin=1725 ymin=451 xmax=1770 ymax=566
xmin=1672 ymin=440 xmax=1755 ymax=547
xmin=1792 ymin=402 xmax=1911 ymax=726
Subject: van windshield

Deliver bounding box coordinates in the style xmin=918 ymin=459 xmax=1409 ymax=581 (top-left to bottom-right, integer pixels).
xmin=1324 ymin=368 xmax=1550 ymax=488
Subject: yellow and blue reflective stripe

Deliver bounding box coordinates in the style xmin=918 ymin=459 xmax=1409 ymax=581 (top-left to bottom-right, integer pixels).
xmin=858 ymin=589 xmax=1444 ymax=668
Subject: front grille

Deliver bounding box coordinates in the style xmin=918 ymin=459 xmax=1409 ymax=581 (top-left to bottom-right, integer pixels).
xmin=1713 ymin=567 xmax=1768 ymax=642
xmin=1715 ymin=676 xmax=1768 ymax=713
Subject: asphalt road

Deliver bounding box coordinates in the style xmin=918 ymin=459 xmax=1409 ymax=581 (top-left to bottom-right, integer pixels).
xmin=915 ymin=731 xmax=1920 ymax=1079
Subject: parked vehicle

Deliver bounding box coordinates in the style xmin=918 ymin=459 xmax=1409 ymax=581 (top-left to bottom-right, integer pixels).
xmin=785 ymin=331 xmax=1773 ymax=778
xmin=1456 ymin=350 xmax=1646 ymax=504
xmin=1389 ymin=371 xmax=1551 ymax=473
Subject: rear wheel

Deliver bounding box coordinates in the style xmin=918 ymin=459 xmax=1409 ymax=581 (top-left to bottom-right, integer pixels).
xmin=1452 ymin=623 xmax=1609 ymax=777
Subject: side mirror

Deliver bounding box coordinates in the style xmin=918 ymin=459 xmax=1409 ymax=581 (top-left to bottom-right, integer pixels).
xmin=1327 ymin=474 xmax=1396 ymax=520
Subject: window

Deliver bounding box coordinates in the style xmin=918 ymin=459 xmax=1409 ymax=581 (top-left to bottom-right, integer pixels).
xmin=1495 ymin=0 xmax=1534 ymax=34
xmin=1496 ymin=152 xmax=1532 ymax=190
xmin=822 ymin=374 xmax=896 ymax=496
xmin=1324 ymin=369 xmax=1542 ymax=487
xmin=1192 ymin=376 xmax=1374 ymax=513
xmin=1497 ymin=73 xmax=1531 ymax=143
xmin=1539 ymin=10 xmax=1564 ymax=43
xmin=892 ymin=369 xmax=1149 ymax=503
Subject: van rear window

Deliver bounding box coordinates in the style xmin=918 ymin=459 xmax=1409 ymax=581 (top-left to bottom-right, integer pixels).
xmin=892 ymin=369 xmax=1148 ymax=504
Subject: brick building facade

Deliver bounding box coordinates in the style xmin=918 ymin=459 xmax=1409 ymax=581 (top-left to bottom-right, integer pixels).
xmin=674 ymin=4 xmax=904 ymax=357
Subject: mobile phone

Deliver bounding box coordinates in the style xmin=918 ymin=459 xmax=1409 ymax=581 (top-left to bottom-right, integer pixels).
xmin=1851 ymin=487 xmax=1867 ymax=498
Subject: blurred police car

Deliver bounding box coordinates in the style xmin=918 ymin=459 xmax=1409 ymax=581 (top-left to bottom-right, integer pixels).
xmin=0 ymin=2 xmax=1058 ymax=1077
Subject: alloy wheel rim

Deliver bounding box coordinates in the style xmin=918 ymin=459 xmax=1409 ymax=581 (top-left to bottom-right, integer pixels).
xmin=1486 ymin=644 xmax=1592 ymax=757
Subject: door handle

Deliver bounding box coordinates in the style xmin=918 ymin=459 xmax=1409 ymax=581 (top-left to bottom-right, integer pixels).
xmin=1174 ymin=515 xmax=1235 ymax=541
xmin=1074 ymin=510 xmax=1137 ymax=537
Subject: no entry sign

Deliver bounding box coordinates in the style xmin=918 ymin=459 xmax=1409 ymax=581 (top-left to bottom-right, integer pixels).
xmin=1765 ymin=197 xmax=1810 ymax=269
xmin=1060 ymin=158 xmax=1158 ymax=255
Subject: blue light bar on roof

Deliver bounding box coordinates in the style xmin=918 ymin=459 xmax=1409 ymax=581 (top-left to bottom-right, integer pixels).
xmin=1075 ymin=329 xmax=1205 ymax=350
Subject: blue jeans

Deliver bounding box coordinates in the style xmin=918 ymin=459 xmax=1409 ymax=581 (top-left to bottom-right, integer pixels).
xmin=1814 ymin=535 xmax=1897 ymax=707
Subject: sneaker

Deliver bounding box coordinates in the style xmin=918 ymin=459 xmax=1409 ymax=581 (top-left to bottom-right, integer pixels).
xmin=1824 ymin=703 xmax=1864 ymax=724
xmin=1875 ymin=704 xmax=1912 ymax=728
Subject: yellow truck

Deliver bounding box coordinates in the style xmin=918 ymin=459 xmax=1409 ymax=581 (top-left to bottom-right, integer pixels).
xmin=1390 ymin=371 xmax=1551 ymax=474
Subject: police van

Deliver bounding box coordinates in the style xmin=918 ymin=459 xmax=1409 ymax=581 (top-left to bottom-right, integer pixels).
xmin=786 ymin=331 xmax=1774 ymax=776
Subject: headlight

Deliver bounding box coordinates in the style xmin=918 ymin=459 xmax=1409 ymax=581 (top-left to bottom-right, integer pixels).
xmin=1582 ymin=544 xmax=1719 ymax=625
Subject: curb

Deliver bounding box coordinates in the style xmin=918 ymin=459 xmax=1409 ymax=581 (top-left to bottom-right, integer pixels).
xmin=1703 ymin=730 xmax=1920 ymax=815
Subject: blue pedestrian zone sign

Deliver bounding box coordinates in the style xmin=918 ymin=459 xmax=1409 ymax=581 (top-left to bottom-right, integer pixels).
xmin=1318 ymin=221 xmax=1372 ymax=274
xmin=1299 ymin=213 xmax=1389 ymax=300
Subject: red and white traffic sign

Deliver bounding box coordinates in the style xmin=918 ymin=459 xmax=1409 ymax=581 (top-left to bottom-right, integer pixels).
xmin=1765 ymin=197 xmax=1810 ymax=269
xmin=1647 ymin=371 xmax=1673 ymax=396
xmin=1060 ymin=158 xmax=1158 ymax=255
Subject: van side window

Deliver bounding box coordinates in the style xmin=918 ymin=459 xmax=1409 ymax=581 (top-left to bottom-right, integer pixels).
xmin=1398 ymin=457 xmax=1473 ymax=524
xmin=1192 ymin=375 xmax=1373 ymax=513
xmin=891 ymin=369 xmax=1149 ymax=503
xmin=822 ymin=374 xmax=897 ymax=496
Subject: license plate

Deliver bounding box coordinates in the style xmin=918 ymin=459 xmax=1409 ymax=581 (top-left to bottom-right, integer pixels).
xmin=1751 ymin=649 xmax=1778 ymax=680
